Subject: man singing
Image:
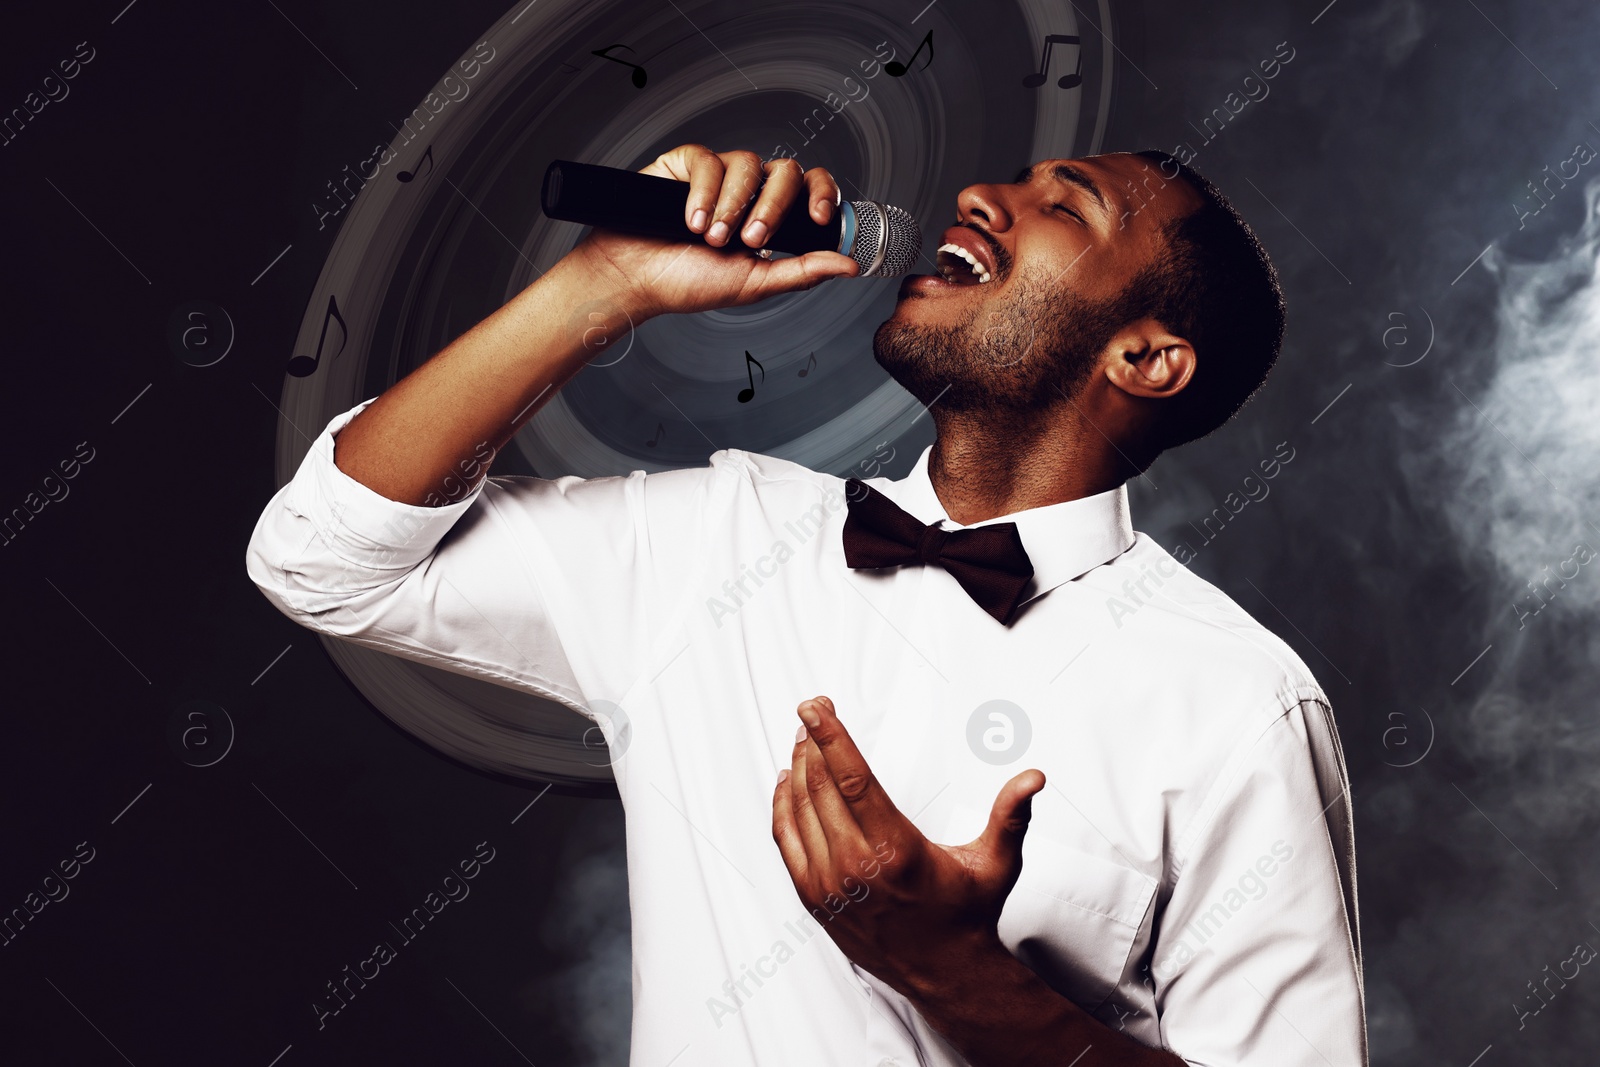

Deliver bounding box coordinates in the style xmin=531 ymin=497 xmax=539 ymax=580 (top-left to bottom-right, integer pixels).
xmin=247 ymin=144 xmax=1365 ymax=1065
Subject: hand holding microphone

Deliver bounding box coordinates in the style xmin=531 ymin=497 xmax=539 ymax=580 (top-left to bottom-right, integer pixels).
xmin=547 ymin=145 xmax=920 ymax=320
xmin=328 ymin=145 xmax=921 ymax=505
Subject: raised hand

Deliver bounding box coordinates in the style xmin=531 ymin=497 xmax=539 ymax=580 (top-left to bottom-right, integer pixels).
xmin=771 ymin=695 xmax=1047 ymax=1000
xmin=571 ymin=145 xmax=860 ymax=319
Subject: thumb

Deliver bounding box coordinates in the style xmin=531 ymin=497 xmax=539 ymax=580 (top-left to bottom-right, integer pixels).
xmin=974 ymin=769 xmax=1046 ymax=885
xmin=744 ymin=250 xmax=859 ymax=301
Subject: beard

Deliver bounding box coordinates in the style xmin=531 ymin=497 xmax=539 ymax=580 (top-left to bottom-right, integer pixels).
xmin=873 ymin=263 xmax=1133 ymax=415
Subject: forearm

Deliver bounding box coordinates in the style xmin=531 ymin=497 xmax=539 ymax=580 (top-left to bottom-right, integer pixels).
xmin=331 ymin=145 xmax=856 ymax=506
xmin=905 ymin=934 xmax=1184 ymax=1067
xmin=332 ymin=251 xmax=635 ymax=506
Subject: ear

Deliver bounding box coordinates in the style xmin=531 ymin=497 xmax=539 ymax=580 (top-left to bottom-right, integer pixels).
xmin=1102 ymin=318 xmax=1195 ymax=401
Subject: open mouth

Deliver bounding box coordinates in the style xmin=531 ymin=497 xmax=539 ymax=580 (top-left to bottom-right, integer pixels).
xmin=934 ymin=243 xmax=993 ymax=286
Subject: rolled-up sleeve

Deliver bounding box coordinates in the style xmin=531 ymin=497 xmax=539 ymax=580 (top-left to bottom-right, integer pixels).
xmin=1151 ymin=696 xmax=1367 ymax=1066
xmin=245 ymin=398 xmax=727 ymax=714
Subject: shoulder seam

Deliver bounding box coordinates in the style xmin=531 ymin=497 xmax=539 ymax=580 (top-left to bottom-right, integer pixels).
xmin=1168 ymin=685 xmax=1329 ymax=885
xmin=626 ymin=451 xmax=750 ymax=686
xmin=1136 ymin=570 xmax=1322 ymax=693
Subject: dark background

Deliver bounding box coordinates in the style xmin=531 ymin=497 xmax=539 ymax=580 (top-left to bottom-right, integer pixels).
xmin=3 ymin=0 xmax=1598 ymax=1064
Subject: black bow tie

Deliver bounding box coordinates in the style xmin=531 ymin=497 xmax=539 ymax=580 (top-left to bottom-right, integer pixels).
xmin=841 ymin=479 xmax=1035 ymax=625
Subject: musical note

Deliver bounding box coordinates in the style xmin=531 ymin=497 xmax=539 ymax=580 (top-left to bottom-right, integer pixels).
xmin=1023 ymin=34 xmax=1083 ymax=89
xmin=645 ymin=421 xmax=665 ymax=447
xmin=397 ymin=144 xmax=433 ymax=183
xmin=286 ymin=294 xmax=348 ymax=378
xmin=592 ymin=44 xmax=648 ymax=88
xmin=737 ymin=351 xmax=765 ymax=403
xmin=885 ymin=31 xmax=933 ymax=78
xmin=797 ymin=352 xmax=817 ymax=378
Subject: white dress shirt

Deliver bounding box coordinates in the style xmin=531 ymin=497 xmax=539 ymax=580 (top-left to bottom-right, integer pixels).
xmin=246 ymin=398 xmax=1366 ymax=1067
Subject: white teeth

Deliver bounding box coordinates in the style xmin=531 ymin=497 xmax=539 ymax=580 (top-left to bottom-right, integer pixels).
xmin=936 ymin=242 xmax=992 ymax=284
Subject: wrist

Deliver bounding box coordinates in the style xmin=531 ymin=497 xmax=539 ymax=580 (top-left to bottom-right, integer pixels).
xmin=559 ymin=239 xmax=663 ymax=323
xmin=897 ymin=926 xmax=1013 ymax=1006
xmin=500 ymin=251 xmax=653 ymax=372
xmin=904 ymin=931 xmax=1087 ymax=1066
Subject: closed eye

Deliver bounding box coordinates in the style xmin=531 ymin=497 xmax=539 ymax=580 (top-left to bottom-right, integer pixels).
xmin=1052 ymin=203 xmax=1084 ymax=223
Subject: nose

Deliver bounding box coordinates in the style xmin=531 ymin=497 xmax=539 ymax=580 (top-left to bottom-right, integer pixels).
xmin=957 ymin=181 xmax=1013 ymax=234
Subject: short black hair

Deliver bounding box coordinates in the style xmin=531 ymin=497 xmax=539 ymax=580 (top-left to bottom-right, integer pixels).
xmin=1122 ymin=150 xmax=1286 ymax=451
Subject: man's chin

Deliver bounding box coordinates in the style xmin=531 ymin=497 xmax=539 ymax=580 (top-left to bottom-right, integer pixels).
xmin=872 ymin=318 xmax=960 ymax=404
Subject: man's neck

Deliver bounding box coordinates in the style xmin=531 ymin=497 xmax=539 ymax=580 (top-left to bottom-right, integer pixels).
xmin=927 ymin=411 xmax=1130 ymax=525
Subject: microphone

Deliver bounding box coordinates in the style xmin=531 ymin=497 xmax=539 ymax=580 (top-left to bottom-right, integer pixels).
xmin=540 ymin=159 xmax=922 ymax=278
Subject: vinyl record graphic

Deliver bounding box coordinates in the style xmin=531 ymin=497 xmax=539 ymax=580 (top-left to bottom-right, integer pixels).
xmin=272 ymin=0 xmax=1126 ymax=792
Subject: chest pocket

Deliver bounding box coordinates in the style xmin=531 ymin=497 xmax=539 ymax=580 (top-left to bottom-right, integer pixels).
xmin=952 ymin=803 xmax=1159 ymax=1013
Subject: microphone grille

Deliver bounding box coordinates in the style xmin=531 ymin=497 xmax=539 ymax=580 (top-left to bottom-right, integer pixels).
xmin=847 ymin=201 xmax=923 ymax=278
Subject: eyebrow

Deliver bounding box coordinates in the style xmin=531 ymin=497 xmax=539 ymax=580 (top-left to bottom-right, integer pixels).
xmin=1013 ymin=162 xmax=1110 ymax=214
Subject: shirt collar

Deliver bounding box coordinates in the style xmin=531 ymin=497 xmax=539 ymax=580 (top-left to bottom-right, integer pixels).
xmin=869 ymin=445 xmax=1136 ymax=606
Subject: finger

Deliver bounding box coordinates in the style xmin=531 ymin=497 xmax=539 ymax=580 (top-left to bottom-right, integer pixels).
xmin=639 ymin=143 xmax=698 ymax=180
xmin=800 ymin=725 xmax=866 ymax=855
xmin=974 ymin=769 xmax=1046 ymax=880
xmin=740 ymin=157 xmax=806 ymax=249
xmin=735 ymin=250 xmax=859 ymax=305
xmin=683 ymin=148 xmax=728 ymax=235
xmin=802 ymin=166 xmax=843 ymax=225
xmin=797 ymin=696 xmax=911 ymax=843
xmin=706 ymin=150 xmax=766 ymax=247
xmin=642 ymin=145 xmax=722 ymax=233
xmin=772 ymin=768 xmax=811 ymax=882
xmin=789 ymin=724 xmax=832 ymax=869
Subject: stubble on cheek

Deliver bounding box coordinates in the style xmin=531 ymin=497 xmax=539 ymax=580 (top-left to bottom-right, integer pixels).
xmin=873 ymin=267 xmax=1105 ymax=414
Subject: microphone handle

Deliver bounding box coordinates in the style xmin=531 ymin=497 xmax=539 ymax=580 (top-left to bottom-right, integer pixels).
xmin=541 ymin=160 xmax=845 ymax=256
